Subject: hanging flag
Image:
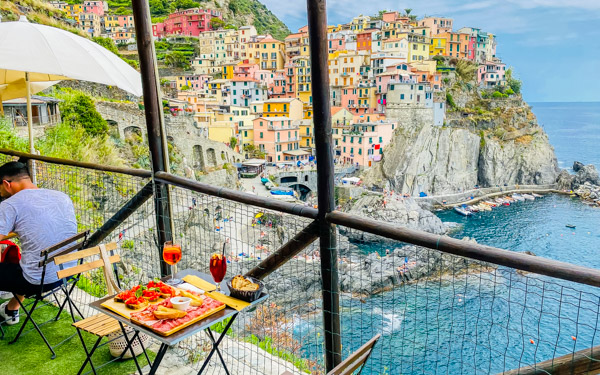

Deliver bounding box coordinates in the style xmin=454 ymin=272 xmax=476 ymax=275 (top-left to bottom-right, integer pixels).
xmin=374 ymin=144 xmax=381 ymax=150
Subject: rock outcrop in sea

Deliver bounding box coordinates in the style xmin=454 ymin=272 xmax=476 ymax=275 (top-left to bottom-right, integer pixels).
xmin=557 ymin=162 xmax=600 ymax=206
xmin=361 ymin=73 xmax=559 ymax=196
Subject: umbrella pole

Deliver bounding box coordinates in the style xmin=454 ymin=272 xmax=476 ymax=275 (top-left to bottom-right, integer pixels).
xmin=25 ymin=73 xmax=37 ymax=183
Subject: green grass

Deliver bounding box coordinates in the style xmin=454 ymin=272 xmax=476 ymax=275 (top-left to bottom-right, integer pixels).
xmin=0 ymin=299 xmax=154 ymax=375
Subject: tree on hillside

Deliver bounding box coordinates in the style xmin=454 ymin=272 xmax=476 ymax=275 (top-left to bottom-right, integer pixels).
xmin=149 ymin=0 xmax=169 ymax=16
xmin=505 ymin=68 xmax=522 ymax=94
xmin=229 ymin=137 xmax=238 ymax=150
xmin=210 ymin=17 xmax=226 ymax=30
xmin=404 ymin=8 xmax=412 ymax=16
xmin=170 ymin=0 xmax=199 ymax=11
xmin=164 ymin=51 xmax=190 ymax=70
xmin=93 ymin=36 xmax=119 ymax=56
xmin=60 ymin=92 xmax=108 ymax=137
xmin=455 ymin=60 xmax=478 ymax=82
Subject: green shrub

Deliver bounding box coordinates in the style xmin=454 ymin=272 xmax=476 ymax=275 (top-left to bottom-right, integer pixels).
xmin=505 ymin=88 xmax=515 ymax=95
xmin=59 ymin=92 xmax=108 ymax=136
xmin=492 ymin=91 xmax=503 ymax=99
xmin=446 ymin=93 xmax=456 ymax=108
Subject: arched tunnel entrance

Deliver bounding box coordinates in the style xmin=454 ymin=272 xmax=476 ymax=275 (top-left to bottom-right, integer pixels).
xmin=289 ymin=183 xmax=312 ymax=201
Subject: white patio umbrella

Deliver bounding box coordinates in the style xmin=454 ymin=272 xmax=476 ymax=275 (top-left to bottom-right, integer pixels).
xmin=0 ymin=16 xmax=143 ymax=157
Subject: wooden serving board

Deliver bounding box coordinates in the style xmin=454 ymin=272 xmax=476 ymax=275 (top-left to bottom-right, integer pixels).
xmin=130 ymin=302 xmax=226 ymax=336
xmin=101 ymin=297 xmax=167 ymax=319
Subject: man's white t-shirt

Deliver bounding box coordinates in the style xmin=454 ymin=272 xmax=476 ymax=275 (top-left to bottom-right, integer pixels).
xmin=0 ymin=188 xmax=77 ymax=284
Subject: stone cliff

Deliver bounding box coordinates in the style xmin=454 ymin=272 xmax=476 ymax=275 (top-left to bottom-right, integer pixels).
xmin=362 ymin=87 xmax=559 ymax=196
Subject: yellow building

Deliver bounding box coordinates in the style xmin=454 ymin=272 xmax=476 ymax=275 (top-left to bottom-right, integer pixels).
xmin=409 ymin=60 xmax=437 ymax=74
xmin=429 ymin=36 xmax=447 ymax=56
xmin=297 ymin=119 xmax=314 ymax=149
xmin=357 ymin=85 xmax=377 ymax=111
xmin=399 ymin=33 xmax=430 ymax=62
xmin=104 ymin=16 xmax=121 ymax=30
xmin=221 ymin=63 xmax=236 ymax=80
xmin=328 ymin=50 xmax=368 ymax=87
xmin=331 ymin=107 xmax=353 ymax=149
xmin=208 ymin=105 xmax=254 ymax=150
xmin=262 ymin=98 xmax=303 ymax=120
xmin=292 ymin=56 xmax=313 ymax=117
xmin=248 ymin=36 xmax=285 ymax=71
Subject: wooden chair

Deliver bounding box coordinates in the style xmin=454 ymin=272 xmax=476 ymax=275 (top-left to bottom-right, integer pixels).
xmin=54 ymin=242 xmax=150 ymax=375
xmin=327 ymin=334 xmax=381 ymax=375
xmin=6 ymin=230 xmax=90 ymax=359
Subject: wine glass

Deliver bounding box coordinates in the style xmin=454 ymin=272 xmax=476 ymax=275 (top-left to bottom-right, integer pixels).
xmin=209 ymin=253 xmax=227 ymax=291
xmin=163 ymin=241 xmax=182 ymax=285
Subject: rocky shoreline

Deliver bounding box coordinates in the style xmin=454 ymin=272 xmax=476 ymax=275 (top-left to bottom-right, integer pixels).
xmin=557 ymin=162 xmax=600 ymax=207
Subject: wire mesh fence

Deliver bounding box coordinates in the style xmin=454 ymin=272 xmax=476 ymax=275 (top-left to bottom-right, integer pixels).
xmin=2 ymin=152 xmax=600 ymax=374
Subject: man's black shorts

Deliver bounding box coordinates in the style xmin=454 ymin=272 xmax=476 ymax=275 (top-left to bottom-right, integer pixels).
xmin=0 ymin=262 xmax=62 ymax=296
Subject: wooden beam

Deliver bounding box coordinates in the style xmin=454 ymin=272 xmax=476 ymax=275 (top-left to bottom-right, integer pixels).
xmin=501 ymin=345 xmax=600 ymax=374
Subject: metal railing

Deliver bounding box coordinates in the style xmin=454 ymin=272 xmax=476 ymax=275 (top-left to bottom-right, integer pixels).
xmin=3 ymin=148 xmax=600 ymax=374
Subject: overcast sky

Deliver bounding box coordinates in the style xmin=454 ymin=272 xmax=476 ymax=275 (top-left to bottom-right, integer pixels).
xmin=261 ymin=0 xmax=600 ymax=103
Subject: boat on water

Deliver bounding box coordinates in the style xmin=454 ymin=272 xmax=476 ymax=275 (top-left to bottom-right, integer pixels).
xmin=468 ymin=205 xmax=480 ymax=212
xmin=532 ymin=193 xmax=544 ymax=198
xmin=522 ymin=194 xmax=535 ymax=200
xmin=512 ymin=194 xmax=525 ymax=202
xmin=478 ymin=203 xmax=492 ymax=211
xmin=454 ymin=206 xmax=472 ymax=216
xmin=495 ymin=197 xmax=506 ymax=204
xmin=566 ymin=224 xmax=576 ymax=229
xmin=503 ymin=196 xmax=515 ymax=202
xmin=482 ymin=200 xmax=497 ymax=207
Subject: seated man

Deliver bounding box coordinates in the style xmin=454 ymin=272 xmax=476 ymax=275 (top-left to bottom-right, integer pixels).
xmin=0 ymin=161 xmax=77 ymax=325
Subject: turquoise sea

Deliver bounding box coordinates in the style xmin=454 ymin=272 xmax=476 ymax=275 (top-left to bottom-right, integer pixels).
xmin=295 ymin=102 xmax=600 ymax=374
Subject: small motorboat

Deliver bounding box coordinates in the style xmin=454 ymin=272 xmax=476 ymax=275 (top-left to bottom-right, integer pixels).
xmin=566 ymin=224 xmax=576 ymax=229
xmin=468 ymin=205 xmax=480 ymax=212
xmin=478 ymin=203 xmax=492 ymax=211
xmin=454 ymin=206 xmax=472 ymax=216
xmin=532 ymin=193 xmax=544 ymax=198
xmin=503 ymin=196 xmax=515 ymax=202
xmin=522 ymin=194 xmax=535 ymax=200
xmin=512 ymin=194 xmax=525 ymax=202
xmin=495 ymin=198 xmax=506 ymax=204
xmin=482 ymin=200 xmax=497 ymax=207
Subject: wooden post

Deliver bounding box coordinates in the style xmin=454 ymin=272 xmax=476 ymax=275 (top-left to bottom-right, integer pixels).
xmin=131 ymin=0 xmax=173 ymax=277
xmin=306 ymin=0 xmax=342 ymax=370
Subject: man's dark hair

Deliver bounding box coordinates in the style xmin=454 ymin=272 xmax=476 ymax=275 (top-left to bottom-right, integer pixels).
xmin=0 ymin=161 xmax=31 ymax=181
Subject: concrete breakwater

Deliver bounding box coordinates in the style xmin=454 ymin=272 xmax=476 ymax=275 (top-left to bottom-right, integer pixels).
xmin=413 ymin=183 xmax=561 ymax=208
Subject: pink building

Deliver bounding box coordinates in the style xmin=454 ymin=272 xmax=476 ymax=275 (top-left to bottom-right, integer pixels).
xmin=152 ymin=8 xmax=222 ymax=38
xmin=340 ymin=86 xmax=359 ymax=113
xmin=418 ymin=17 xmax=453 ymax=35
xmin=328 ymin=37 xmax=346 ymax=53
xmin=253 ymin=117 xmax=305 ymax=163
xmin=234 ymin=63 xmax=259 ymax=79
xmin=338 ymin=121 xmax=397 ymax=167
xmin=116 ymin=14 xmax=134 ymax=29
xmin=83 ymin=1 xmax=105 ymax=16
xmin=477 ymin=61 xmax=506 ymax=88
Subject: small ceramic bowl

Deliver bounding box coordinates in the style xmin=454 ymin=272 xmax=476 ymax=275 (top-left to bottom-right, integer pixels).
xmin=170 ymin=296 xmax=191 ymax=311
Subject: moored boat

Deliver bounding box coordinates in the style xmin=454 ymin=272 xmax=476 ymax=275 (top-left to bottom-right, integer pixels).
xmin=468 ymin=205 xmax=480 ymax=212
xmin=522 ymin=194 xmax=535 ymax=200
xmin=482 ymin=200 xmax=497 ymax=207
xmin=532 ymin=193 xmax=544 ymax=198
xmin=478 ymin=203 xmax=492 ymax=211
xmin=503 ymin=196 xmax=515 ymax=202
xmin=454 ymin=206 xmax=472 ymax=216
xmin=512 ymin=194 xmax=525 ymax=202
xmin=495 ymin=198 xmax=505 ymax=204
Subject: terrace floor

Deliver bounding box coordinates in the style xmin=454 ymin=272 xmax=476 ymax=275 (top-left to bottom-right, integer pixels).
xmin=0 ymin=298 xmax=153 ymax=375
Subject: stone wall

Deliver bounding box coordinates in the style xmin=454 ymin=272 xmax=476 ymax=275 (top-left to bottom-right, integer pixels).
xmin=95 ymin=101 xmax=242 ymax=173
